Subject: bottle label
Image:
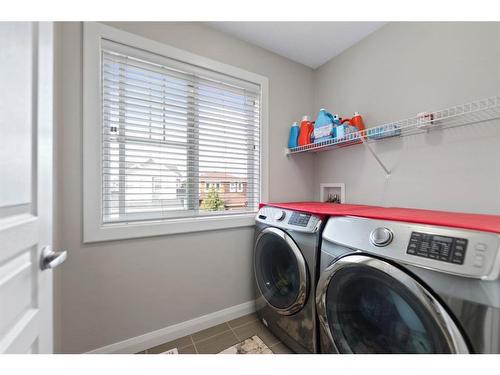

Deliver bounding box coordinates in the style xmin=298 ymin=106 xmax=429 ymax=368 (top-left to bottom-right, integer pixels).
xmin=314 ymin=124 xmax=333 ymax=140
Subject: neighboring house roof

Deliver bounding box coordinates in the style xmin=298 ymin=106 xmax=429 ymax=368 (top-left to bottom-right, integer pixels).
xmin=127 ymin=158 xmax=183 ymax=177
xmin=200 ymin=172 xmax=247 ymax=182
xmin=120 ymin=162 xmax=247 ymax=184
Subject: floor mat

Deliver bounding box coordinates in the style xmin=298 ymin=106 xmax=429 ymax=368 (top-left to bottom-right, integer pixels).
xmin=219 ymin=335 xmax=273 ymax=354
xmin=161 ymin=348 xmax=179 ymax=354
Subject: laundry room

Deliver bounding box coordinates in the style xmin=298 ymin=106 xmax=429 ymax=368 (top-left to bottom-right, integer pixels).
xmin=2 ymin=1 xmax=500 ymax=374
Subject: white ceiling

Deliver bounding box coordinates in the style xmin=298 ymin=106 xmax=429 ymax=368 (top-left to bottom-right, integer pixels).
xmin=206 ymin=22 xmax=386 ymax=69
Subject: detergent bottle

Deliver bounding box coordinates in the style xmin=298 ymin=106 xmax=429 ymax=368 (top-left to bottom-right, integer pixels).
xmin=288 ymin=121 xmax=300 ymax=149
xmin=342 ymin=112 xmax=366 ymax=133
xmin=313 ymin=109 xmax=335 ymax=143
xmin=331 ymin=113 xmax=344 ymax=139
xmin=337 ymin=112 xmax=366 ymax=140
xmin=298 ymin=115 xmax=314 ymax=146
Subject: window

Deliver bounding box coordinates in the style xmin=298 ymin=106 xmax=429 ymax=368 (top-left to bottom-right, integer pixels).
xmin=229 ymin=182 xmax=244 ymax=193
xmin=83 ymin=23 xmax=268 ymax=242
xmin=205 ymin=183 xmax=219 ymax=192
xmin=152 ymin=177 xmax=163 ymax=193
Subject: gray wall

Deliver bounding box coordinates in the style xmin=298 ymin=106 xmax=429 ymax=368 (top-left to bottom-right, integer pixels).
xmin=313 ymin=22 xmax=500 ymax=214
xmin=54 ymin=22 xmax=315 ymax=353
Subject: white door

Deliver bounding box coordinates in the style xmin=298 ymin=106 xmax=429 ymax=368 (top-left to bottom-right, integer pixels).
xmin=0 ymin=22 xmax=64 ymax=354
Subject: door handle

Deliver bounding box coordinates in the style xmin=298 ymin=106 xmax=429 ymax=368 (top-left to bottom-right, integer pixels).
xmin=40 ymin=246 xmax=67 ymax=270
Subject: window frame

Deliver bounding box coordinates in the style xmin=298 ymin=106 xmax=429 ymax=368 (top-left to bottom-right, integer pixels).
xmin=83 ymin=22 xmax=269 ymax=243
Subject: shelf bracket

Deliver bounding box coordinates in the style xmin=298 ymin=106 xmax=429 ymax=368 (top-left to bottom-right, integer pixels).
xmin=361 ymin=138 xmax=391 ymax=177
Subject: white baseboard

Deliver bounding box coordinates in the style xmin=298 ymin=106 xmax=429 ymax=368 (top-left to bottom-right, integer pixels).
xmin=86 ymin=300 xmax=256 ymax=354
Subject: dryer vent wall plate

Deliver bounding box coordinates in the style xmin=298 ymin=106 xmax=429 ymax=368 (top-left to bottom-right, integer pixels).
xmin=320 ymin=183 xmax=345 ymax=204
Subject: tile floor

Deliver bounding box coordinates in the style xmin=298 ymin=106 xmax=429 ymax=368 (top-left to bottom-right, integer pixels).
xmin=138 ymin=313 xmax=294 ymax=354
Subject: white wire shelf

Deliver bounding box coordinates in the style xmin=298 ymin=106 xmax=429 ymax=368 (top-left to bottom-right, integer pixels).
xmin=286 ymin=95 xmax=500 ymax=156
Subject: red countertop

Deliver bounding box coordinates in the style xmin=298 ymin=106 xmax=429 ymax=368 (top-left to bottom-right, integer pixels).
xmin=260 ymin=202 xmax=500 ymax=234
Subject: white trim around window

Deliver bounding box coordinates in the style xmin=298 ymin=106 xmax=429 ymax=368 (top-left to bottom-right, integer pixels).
xmin=83 ymin=22 xmax=269 ymax=242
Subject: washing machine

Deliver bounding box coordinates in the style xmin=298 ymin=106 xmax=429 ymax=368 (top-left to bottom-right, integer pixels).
xmin=316 ymin=216 xmax=500 ymax=354
xmin=254 ymin=205 xmax=323 ymax=353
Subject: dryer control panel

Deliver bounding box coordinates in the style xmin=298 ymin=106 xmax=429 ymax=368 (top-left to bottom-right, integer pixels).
xmin=322 ymin=216 xmax=500 ymax=280
xmin=407 ymin=232 xmax=468 ymax=265
xmin=256 ymin=206 xmax=321 ymax=233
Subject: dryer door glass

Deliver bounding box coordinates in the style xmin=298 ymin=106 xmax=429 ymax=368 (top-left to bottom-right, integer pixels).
xmin=254 ymin=228 xmax=308 ymax=314
xmin=325 ymin=260 xmax=457 ymax=353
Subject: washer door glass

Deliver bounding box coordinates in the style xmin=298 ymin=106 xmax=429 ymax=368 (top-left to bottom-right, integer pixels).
xmin=326 ymin=262 xmax=455 ymax=353
xmin=254 ymin=228 xmax=308 ymax=313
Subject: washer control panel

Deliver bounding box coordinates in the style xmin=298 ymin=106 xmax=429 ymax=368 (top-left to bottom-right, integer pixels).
xmin=256 ymin=206 xmax=321 ymax=233
xmin=407 ymin=232 xmax=468 ymax=265
xmin=288 ymin=212 xmax=311 ymax=227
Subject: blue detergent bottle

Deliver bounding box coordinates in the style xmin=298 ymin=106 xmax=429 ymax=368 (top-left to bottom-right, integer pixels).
xmin=332 ymin=114 xmax=346 ymax=139
xmin=288 ymin=121 xmax=300 ymax=148
xmin=313 ymin=109 xmax=336 ymax=143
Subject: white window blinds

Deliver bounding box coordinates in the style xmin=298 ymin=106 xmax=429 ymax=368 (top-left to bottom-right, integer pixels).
xmin=101 ymin=41 xmax=261 ymax=224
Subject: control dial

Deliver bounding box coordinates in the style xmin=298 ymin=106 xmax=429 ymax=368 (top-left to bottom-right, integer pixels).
xmin=273 ymin=210 xmax=286 ymax=221
xmin=370 ymin=227 xmax=393 ymax=247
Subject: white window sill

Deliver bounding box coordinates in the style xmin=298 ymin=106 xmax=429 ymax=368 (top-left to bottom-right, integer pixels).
xmin=83 ymin=213 xmax=257 ymax=243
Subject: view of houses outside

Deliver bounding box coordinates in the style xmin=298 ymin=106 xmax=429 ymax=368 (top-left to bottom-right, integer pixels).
xmin=198 ymin=172 xmax=248 ymax=210
xmin=105 ymin=159 xmax=249 ymax=221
